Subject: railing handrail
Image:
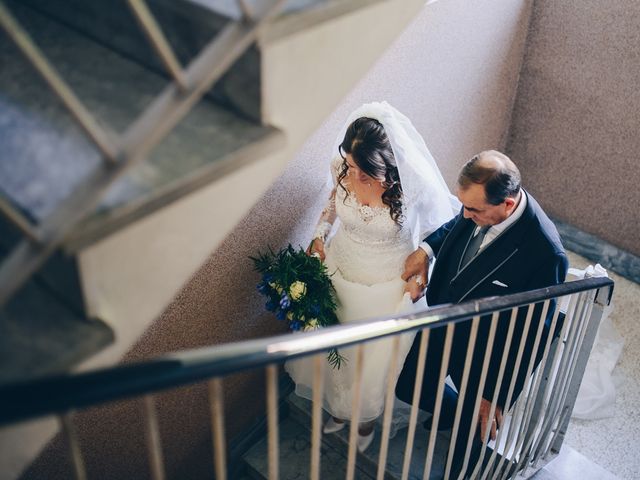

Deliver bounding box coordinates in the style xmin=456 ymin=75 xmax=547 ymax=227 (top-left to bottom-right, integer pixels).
xmin=0 ymin=277 xmax=613 ymax=427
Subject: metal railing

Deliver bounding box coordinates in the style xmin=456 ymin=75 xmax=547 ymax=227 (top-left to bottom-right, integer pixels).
xmin=0 ymin=0 xmax=286 ymax=306
xmin=0 ymin=276 xmax=614 ymax=479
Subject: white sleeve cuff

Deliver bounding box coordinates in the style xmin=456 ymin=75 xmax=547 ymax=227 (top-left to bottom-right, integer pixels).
xmin=419 ymin=241 xmax=434 ymax=261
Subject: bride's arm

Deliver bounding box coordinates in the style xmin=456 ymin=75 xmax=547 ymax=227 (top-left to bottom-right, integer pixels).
xmin=307 ymin=188 xmax=337 ymax=261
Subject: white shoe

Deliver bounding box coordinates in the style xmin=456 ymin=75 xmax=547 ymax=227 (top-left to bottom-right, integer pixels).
xmin=357 ymin=430 xmax=375 ymax=453
xmin=323 ymin=417 xmax=346 ymax=434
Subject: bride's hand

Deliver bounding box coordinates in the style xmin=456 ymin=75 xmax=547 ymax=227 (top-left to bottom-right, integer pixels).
xmin=404 ymin=275 xmax=426 ymax=303
xmin=307 ymin=238 xmax=326 ymax=261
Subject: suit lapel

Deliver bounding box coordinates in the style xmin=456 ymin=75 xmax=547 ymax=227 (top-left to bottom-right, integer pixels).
xmin=448 ymin=192 xmax=537 ymax=302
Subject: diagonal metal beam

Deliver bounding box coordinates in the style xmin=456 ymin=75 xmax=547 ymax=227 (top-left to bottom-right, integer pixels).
xmin=126 ymin=0 xmax=188 ymax=91
xmin=0 ymin=195 xmax=41 ymax=244
xmin=237 ymin=0 xmax=254 ymax=21
xmin=0 ymin=0 xmax=286 ymax=306
xmin=0 ymin=1 xmax=120 ymax=163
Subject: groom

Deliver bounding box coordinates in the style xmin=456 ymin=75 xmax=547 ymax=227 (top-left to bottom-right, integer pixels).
xmin=396 ymin=150 xmax=568 ymax=475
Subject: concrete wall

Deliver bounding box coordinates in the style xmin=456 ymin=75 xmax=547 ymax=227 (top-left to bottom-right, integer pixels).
xmin=506 ymin=0 xmax=640 ymax=257
xmin=15 ymin=0 xmax=534 ymax=478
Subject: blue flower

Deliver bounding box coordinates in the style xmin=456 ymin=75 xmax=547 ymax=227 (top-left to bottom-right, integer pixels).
xmin=263 ymin=273 xmax=275 ymax=283
xmin=279 ymin=292 xmax=291 ymax=310
xmin=290 ymin=320 xmax=302 ymax=331
xmin=276 ymin=309 xmax=287 ymax=320
xmin=265 ymin=300 xmax=277 ymax=312
xmin=257 ymin=282 xmax=270 ymax=294
xmin=309 ymin=303 xmax=321 ymax=316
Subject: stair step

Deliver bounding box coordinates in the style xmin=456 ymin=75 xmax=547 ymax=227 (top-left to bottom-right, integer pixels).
xmin=0 ymin=218 xmax=113 ymax=384
xmin=0 ymin=1 xmax=284 ymax=251
xmin=287 ymin=393 xmax=453 ymax=480
xmin=0 ymin=278 xmax=114 ymax=384
xmin=243 ymin=415 xmax=375 ymax=480
xmin=21 ymin=0 xmax=262 ymax=121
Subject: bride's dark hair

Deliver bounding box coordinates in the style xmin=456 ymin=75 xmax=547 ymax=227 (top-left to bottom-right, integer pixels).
xmin=337 ymin=117 xmax=403 ymax=225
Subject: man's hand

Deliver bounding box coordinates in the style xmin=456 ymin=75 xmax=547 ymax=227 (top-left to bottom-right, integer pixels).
xmin=402 ymin=248 xmax=429 ymax=285
xmin=478 ymin=398 xmax=503 ymax=442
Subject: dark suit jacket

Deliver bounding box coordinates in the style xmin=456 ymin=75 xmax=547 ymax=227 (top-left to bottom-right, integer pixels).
xmin=423 ymin=190 xmax=568 ymax=407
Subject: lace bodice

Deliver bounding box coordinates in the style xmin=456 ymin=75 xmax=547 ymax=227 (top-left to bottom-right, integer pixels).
xmin=326 ymin=185 xmax=414 ymax=285
xmin=311 ymin=156 xmax=414 ymax=285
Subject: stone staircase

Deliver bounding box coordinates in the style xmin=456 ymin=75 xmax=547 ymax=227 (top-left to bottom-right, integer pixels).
xmin=0 ymin=0 xmax=284 ymax=382
xmin=243 ymin=393 xmax=453 ymax=480
xmin=0 ymin=217 xmax=113 ymax=383
xmin=0 ymin=0 xmax=427 ymax=389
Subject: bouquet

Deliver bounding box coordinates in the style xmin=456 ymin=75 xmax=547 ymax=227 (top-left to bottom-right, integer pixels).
xmin=251 ymin=244 xmax=345 ymax=368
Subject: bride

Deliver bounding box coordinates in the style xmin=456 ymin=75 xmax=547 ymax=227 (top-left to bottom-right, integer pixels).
xmin=285 ymin=102 xmax=459 ymax=452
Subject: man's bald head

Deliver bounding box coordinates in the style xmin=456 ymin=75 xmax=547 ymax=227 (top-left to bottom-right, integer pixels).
xmin=457 ymin=150 xmax=521 ymax=205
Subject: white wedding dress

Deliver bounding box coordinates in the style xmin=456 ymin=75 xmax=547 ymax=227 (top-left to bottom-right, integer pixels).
xmin=285 ymin=101 xmax=459 ymax=425
xmin=285 ymin=159 xmax=426 ymax=422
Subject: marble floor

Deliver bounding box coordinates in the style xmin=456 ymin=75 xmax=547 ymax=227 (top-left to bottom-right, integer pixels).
xmin=563 ymin=251 xmax=640 ymax=480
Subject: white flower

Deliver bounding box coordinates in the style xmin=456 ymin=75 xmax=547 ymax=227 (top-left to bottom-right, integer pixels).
xmin=289 ymin=281 xmax=307 ymax=301
xmin=304 ymin=318 xmax=319 ymax=331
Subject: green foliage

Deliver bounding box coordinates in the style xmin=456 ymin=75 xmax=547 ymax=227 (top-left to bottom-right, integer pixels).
xmin=251 ymin=244 xmax=346 ymax=369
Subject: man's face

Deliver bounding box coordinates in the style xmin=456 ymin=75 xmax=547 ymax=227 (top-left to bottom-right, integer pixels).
xmin=457 ymin=183 xmax=514 ymax=227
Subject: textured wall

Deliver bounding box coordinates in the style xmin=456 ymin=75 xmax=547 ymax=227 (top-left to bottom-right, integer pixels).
xmin=20 ymin=0 xmax=534 ymax=478
xmin=506 ymin=1 xmax=640 ymax=256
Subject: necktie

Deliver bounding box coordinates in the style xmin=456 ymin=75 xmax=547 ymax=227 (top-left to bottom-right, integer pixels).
xmin=461 ymin=225 xmax=490 ymax=268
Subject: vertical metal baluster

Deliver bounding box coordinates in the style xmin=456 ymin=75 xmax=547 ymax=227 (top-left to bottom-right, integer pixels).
xmin=512 ymin=301 xmax=562 ymax=475
xmin=143 ymin=395 xmax=166 ymax=480
xmin=545 ymin=293 xmax=598 ymax=459
xmin=377 ymin=336 xmax=401 ymax=480
xmin=126 ymin=0 xmax=188 ymax=90
xmin=0 ymin=2 xmax=118 ymax=161
xmin=496 ymin=301 xmax=551 ymax=480
xmin=543 ymin=291 xmax=596 ymax=459
xmin=346 ymin=344 xmax=365 ymax=480
xmin=478 ymin=307 xmax=519 ymax=480
xmin=421 ymin=324 xmax=455 ymax=480
xmin=529 ymin=293 xmax=581 ymax=466
xmin=524 ymin=304 xmax=566 ymax=471
xmin=400 ymin=329 xmax=430 ymax=480
xmin=266 ymin=364 xmax=279 ymax=480
xmin=514 ymin=303 xmax=563 ymax=476
xmin=533 ymin=292 xmax=588 ymax=462
xmin=513 ymin=301 xmax=550 ymax=437
xmin=486 ymin=304 xmax=535 ymax=478
xmin=443 ymin=316 xmax=480 ymax=480
xmin=59 ymin=413 xmax=87 ymax=480
xmin=311 ymin=354 xmax=325 ymax=480
xmin=455 ymin=313 xmax=498 ymax=480
xmin=473 ymin=309 xmax=517 ymax=480
xmin=209 ymin=378 xmax=227 ymax=480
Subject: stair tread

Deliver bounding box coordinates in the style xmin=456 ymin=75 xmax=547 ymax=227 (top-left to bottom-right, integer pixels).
xmin=287 ymin=393 xmax=453 ymax=480
xmin=243 ymin=415 xmax=375 ymax=480
xmin=0 ymin=278 xmax=114 ymax=384
xmin=0 ymin=2 xmax=282 ymax=248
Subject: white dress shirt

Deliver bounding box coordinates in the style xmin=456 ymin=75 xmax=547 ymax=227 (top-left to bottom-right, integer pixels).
xmin=420 ymin=191 xmax=527 ymax=260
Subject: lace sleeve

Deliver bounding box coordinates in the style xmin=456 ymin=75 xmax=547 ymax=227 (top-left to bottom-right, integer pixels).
xmin=312 ymin=188 xmax=337 ymax=242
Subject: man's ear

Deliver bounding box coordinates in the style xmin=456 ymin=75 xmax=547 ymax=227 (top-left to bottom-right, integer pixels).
xmin=503 ymin=196 xmax=517 ymax=214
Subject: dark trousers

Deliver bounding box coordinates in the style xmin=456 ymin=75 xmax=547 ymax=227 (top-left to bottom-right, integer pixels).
xmin=395 ymin=310 xmax=552 ymax=477
xmin=395 ymin=325 xmax=487 ymax=476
